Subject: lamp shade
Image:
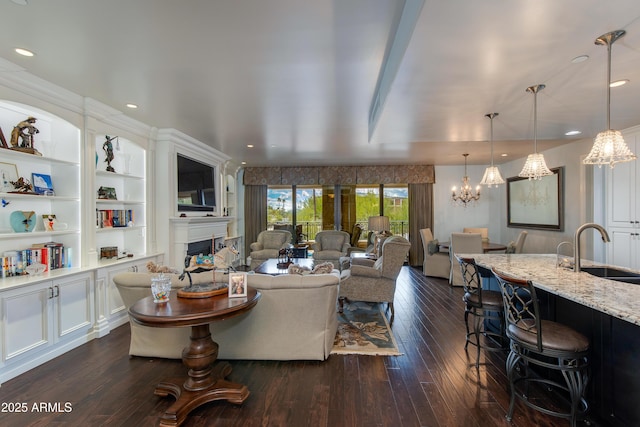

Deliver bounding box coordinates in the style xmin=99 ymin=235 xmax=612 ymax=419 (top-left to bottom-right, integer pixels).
xmin=368 ymin=216 xmax=390 ymax=233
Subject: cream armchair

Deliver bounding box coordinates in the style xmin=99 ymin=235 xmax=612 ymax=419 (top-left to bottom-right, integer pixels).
xmin=312 ymin=230 xmax=351 ymax=267
xmin=339 ymin=236 xmax=410 ymax=322
xmin=419 ymin=228 xmax=450 ymax=279
xmin=249 ymin=230 xmax=292 ymax=269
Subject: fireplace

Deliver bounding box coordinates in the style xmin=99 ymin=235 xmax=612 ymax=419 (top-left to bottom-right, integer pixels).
xmin=169 ymin=216 xmax=230 ymax=268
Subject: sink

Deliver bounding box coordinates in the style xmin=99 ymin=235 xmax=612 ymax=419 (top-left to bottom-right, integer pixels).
xmin=581 ymin=266 xmax=640 ymax=284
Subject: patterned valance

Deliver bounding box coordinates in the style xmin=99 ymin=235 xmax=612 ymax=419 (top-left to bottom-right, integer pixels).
xmin=243 ymin=164 xmax=435 ymax=185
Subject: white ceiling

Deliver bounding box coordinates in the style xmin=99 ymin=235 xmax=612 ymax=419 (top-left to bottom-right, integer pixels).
xmin=1 ymin=0 xmax=640 ymax=167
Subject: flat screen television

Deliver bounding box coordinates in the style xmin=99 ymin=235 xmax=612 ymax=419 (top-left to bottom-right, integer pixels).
xmin=177 ymin=154 xmax=217 ymax=212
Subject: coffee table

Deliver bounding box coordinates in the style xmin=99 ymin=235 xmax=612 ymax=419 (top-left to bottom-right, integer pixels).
xmin=254 ymin=258 xmax=315 ymax=275
xmin=129 ymin=288 xmax=261 ymax=427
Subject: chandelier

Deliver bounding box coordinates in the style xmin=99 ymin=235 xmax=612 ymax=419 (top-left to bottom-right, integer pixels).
xmin=479 ymin=112 xmax=505 ymax=187
xmin=584 ymin=30 xmax=636 ymax=167
xmin=519 ymin=84 xmax=553 ymax=180
xmin=452 ymin=153 xmax=480 ymax=206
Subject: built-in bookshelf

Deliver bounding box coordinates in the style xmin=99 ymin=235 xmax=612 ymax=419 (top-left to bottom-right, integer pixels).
xmin=0 ymin=100 xmax=81 ymax=276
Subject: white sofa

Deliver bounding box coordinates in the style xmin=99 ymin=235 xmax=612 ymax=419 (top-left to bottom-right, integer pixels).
xmin=113 ymin=270 xmax=340 ymax=361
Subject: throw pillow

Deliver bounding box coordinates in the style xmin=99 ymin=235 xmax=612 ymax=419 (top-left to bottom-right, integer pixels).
xmin=505 ymin=241 xmax=516 ymax=254
xmin=288 ymin=263 xmax=311 ymax=275
xmin=312 ymin=262 xmax=334 ymax=274
xmin=427 ymin=239 xmax=439 ymax=255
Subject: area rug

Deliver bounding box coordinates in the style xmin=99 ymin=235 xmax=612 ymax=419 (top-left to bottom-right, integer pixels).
xmin=331 ymin=302 xmax=402 ymax=356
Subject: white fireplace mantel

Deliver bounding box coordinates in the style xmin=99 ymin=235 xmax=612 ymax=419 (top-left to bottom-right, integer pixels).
xmin=169 ymin=216 xmax=230 ymax=267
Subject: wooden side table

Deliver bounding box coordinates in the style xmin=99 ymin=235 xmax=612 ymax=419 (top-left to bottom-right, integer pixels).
xmin=129 ymin=288 xmax=261 ymax=427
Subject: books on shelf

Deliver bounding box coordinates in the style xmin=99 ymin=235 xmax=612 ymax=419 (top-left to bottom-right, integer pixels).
xmin=1 ymin=242 xmax=71 ymax=278
xmin=96 ymin=209 xmax=134 ymax=228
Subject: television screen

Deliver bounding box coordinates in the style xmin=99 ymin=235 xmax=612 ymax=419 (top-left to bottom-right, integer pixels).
xmin=177 ymin=154 xmax=216 ymax=212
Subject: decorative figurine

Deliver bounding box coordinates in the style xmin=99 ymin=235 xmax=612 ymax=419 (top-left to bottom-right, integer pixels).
xmin=103 ymin=135 xmax=117 ymax=172
xmin=10 ymin=117 xmax=41 ymax=156
xmin=9 ymin=177 xmax=34 ymax=193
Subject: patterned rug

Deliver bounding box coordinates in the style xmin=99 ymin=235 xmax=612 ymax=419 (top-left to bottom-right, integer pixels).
xmin=331 ymin=302 xmax=402 ymax=356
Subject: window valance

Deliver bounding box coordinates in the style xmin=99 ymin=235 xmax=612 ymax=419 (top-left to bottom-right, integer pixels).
xmin=243 ymin=164 xmax=435 ymax=185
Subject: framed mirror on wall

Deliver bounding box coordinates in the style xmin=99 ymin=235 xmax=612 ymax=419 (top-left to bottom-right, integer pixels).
xmin=507 ymin=166 xmax=564 ymax=231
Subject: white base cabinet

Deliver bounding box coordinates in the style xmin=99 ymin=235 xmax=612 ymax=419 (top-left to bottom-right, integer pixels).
xmin=0 ymin=272 xmax=94 ymax=384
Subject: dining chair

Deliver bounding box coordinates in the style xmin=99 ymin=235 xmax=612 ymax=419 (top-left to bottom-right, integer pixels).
xmin=419 ymin=228 xmax=450 ymax=279
xmin=449 ymin=232 xmax=483 ymax=286
xmin=492 ymin=268 xmax=589 ymax=427
xmin=463 ymin=227 xmax=489 ymax=242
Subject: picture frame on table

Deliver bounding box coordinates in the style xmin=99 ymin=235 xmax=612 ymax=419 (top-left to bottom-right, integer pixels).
xmin=0 ymin=162 xmax=19 ymax=192
xmin=507 ymin=166 xmax=564 ymax=231
xmin=228 ymin=272 xmax=247 ymax=298
xmin=32 ymin=172 xmax=54 ymax=195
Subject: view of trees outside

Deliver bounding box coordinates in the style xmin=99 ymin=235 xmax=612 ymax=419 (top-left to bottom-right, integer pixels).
xmin=267 ymin=184 xmax=408 ymax=237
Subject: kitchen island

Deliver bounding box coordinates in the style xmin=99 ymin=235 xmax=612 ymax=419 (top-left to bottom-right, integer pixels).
xmin=467 ymin=254 xmax=640 ymax=427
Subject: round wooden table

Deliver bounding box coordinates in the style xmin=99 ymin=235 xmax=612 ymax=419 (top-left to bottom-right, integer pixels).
xmin=129 ymin=287 xmax=261 ymax=427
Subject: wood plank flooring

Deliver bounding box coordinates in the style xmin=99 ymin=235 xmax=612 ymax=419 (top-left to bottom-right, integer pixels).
xmin=0 ymin=266 xmax=599 ymax=426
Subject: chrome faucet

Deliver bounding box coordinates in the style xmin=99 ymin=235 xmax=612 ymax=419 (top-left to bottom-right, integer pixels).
xmin=574 ymin=223 xmax=610 ymax=272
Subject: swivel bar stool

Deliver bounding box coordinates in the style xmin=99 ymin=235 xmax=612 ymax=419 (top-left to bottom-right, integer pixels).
xmin=456 ymin=256 xmax=505 ymax=368
xmin=492 ymin=268 xmax=589 ymax=427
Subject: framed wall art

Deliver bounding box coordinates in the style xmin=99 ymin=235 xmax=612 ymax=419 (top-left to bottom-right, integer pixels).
xmin=507 ymin=166 xmax=564 ymax=231
xmin=0 ymin=162 xmax=19 ymax=192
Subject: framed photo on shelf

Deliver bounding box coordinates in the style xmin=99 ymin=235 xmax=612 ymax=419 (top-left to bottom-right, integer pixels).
xmin=228 ymin=272 xmax=247 ymax=298
xmin=32 ymin=172 xmax=54 ymax=195
xmin=0 ymin=127 xmax=8 ymax=148
xmin=0 ymin=162 xmax=19 ymax=192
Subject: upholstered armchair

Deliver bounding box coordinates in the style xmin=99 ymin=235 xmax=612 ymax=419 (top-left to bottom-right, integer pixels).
xmin=338 ymin=236 xmax=410 ymax=322
xmin=249 ymin=230 xmax=292 ymax=269
xmin=312 ymin=230 xmax=351 ymax=267
xmin=419 ymin=228 xmax=450 ymax=279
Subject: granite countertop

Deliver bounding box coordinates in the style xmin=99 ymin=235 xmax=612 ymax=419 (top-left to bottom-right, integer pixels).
xmin=466 ymin=254 xmax=640 ymax=327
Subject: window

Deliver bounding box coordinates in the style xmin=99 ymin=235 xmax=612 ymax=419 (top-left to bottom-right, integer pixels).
xmin=267 ymin=187 xmax=292 ymax=226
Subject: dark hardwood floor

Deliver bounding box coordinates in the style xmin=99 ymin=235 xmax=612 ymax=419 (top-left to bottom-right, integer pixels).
xmin=0 ymin=266 xmax=598 ymax=426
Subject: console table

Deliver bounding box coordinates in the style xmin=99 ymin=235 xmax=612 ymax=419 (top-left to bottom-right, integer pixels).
xmin=129 ymin=288 xmax=261 ymax=427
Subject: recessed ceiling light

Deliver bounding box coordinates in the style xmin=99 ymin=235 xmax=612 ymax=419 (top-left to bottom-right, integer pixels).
xmin=247 ymin=144 xmax=254 ymax=148
xmin=610 ymin=79 xmax=629 ymax=88
xmin=500 ymin=153 xmax=508 ymax=157
xmin=571 ymin=55 xmax=589 ymax=64
xmin=125 ymin=103 xmax=138 ymax=109
xmin=565 ymin=130 xmax=582 ymax=136
xmin=15 ymin=47 xmax=34 ymax=57
xmin=241 ymin=161 xmax=247 ymax=165
xmin=11 ymin=0 xmax=28 ymax=5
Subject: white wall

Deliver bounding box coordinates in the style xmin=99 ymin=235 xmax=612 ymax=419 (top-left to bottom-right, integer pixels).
xmin=433 ymin=137 xmax=608 ymax=259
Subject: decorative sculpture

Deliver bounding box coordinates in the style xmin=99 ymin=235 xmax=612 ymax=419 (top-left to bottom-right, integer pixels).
xmin=103 ymin=135 xmax=117 ymax=172
xmin=10 ymin=117 xmax=41 ymax=156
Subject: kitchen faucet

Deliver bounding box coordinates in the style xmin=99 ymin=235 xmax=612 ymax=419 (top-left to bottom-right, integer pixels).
xmin=574 ymin=223 xmax=610 ymax=272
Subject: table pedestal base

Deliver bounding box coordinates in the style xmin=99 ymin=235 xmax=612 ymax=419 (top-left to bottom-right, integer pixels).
xmin=153 ymin=324 xmax=249 ymax=427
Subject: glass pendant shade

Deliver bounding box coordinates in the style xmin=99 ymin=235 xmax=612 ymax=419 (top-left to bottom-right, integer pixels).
xmin=583 ymin=30 xmax=636 ymax=168
xmin=479 ymin=112 xmax=505 ymax=187
xmin=480 ymin=166 xmax=505 ymax=187
xmin=519 ymin=84 xmax=553 ymax=180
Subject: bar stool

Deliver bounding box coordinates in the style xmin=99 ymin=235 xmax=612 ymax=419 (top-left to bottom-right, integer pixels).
xmin=456 ymin=256 xmax=505 ymax=368
xmin=492 ymin=268 xmax=589 ymax=427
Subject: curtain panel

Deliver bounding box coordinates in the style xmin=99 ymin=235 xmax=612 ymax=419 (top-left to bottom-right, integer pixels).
xmin=244 ymin=185 xmax=267 ymax=258
xmin=408 ymin=183 xmax=434 ymax=267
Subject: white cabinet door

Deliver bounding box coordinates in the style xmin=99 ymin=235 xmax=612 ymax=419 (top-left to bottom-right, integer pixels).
xmin=609 ymin=229 xmax=640 ymax=270
xmin=54 ymin=273 xmax=93 ymax=341
xmin=1 ymin=283 xmax=53 ymax=365
xmin=608 ymin=156 xmax=637 ymax=228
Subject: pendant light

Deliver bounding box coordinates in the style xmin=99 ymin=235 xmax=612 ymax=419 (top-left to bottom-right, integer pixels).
xmin=583 ymin=30 xmax=636 ymax=167
xmin=451 ymin=153 xmax=481 ymax=206
xmin=479 ymin=112 xmax=505 ymax=187
xmin=519 ymin=84 xmax=553 ymax=180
